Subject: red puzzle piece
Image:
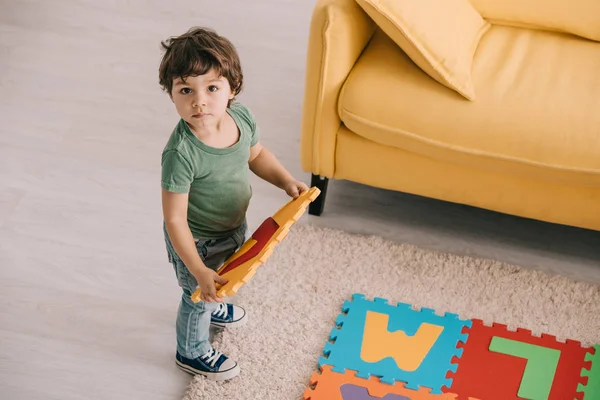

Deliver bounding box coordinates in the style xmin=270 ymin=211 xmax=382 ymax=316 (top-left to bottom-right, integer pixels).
xmin=446 ymin=319 xmax=591 ymax=400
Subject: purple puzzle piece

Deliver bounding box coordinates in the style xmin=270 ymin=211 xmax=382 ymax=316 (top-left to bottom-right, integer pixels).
xmin=340 ymin=384 xmax=410 ymax=400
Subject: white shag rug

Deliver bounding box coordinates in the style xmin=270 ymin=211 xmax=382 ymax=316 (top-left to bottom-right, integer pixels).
xmin=182 ymin=223 xmax=600 ymax=399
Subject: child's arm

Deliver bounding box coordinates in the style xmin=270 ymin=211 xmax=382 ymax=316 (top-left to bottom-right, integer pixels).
xmin=249 ymin=142 xmax=308 ymax=198
xmin=162 ymin=189 xmax=227 ymax=302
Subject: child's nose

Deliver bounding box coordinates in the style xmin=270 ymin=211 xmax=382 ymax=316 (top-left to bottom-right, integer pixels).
xmin=193 ymin=93 xmax=206 ymax=108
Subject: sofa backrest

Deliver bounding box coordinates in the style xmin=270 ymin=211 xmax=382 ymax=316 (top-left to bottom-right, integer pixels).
xmin=468 ymin=0 xmax=600 ymax=41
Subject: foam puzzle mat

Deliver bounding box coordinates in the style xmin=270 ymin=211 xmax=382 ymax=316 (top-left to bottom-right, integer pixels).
xmin=304 ymin=293 xmax=599 ymax=400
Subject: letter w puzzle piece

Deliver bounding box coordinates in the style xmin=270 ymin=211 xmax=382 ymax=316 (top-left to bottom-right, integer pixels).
xmin=319 ymin=293 xmax=472 ymax=394
xmin=191 ymin=187 xmax=320 ymax=302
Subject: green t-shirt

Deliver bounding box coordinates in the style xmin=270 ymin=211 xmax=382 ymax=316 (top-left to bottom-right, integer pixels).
xmin=161 ymin=102 xmax=260 ymax=239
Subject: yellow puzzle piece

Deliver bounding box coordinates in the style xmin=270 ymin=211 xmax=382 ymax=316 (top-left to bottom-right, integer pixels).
xmin=191 ymin=186 xmax=321 ymax=303
xmin=361 ymin=311 xmax=444 ymax=371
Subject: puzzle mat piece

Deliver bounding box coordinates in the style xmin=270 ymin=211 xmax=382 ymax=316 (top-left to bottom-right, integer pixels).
xmin=303 ymin=365 xmax=459 ymax=400
xmin=191 ymin=186 xmax=320 ymax=301
xmin=577 ymin=344 xmax=600 ymax=399
xmin=447 ymin=319 xmax=592 ymax=400
xmin=319 ymin=293 xmax=471 ymax=394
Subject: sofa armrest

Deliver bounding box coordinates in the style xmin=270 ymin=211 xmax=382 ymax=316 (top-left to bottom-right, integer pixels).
xmin=300 ymin=0 xmax=376 ymax=177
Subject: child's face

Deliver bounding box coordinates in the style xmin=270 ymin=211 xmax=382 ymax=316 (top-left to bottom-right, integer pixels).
xmin=171 ymin=68 xmax=234 ymax=129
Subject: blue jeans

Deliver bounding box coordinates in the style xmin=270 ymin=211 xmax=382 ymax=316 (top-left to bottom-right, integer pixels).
xmin=163 ymin=221 xmax=248 ymax=358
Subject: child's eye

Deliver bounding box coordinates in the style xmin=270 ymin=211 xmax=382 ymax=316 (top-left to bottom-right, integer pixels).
xmin=180 ymin=88 xmax=192 ymax=95
xmin=208 ymin=85 xmax=218 ymax=93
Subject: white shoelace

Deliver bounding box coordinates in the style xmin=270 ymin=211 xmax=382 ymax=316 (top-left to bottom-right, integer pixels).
xmin=212 ymin=303 xmax=229 ymax=319
xmin=200 ymin=347 xmax=224 ymax=368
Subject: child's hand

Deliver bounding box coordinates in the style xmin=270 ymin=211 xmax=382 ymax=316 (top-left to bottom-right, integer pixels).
xmin=283 ymin=180 xmax=309 ymax=199
xmin=195 ymin=267 xmax=228 ymax=303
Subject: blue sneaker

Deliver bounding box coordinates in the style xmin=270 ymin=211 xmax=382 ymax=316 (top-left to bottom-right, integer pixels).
xmin=175 ymin=347 xmax=240 ymax=380
xmin=210 ymin=303 xmax=248 ymax=328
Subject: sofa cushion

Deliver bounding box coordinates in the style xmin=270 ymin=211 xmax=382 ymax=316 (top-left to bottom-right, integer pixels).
xmin=338 ymin=27 xmax=600 ymax=186
xmin=469 ymin=0 xmax=600 ymax=42
xmin=355 ymin=0 xmax=490 ymax=101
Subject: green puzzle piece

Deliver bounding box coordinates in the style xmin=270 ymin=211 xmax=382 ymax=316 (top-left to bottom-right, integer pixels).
xmin=490 ymin=337 xmax=560 ymax=400
xmin=578 ymin=344 xmax=600 ymax=398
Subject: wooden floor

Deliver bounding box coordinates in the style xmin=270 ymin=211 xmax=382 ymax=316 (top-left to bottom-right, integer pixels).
xmin=1 ymin=1 xmax=599 ymax=399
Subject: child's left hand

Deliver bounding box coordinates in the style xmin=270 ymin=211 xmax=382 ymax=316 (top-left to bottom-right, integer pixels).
xmin=283 ymin=180 xmax=309 ymax=199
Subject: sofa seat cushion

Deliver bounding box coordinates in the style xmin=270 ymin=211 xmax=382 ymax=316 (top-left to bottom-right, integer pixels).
xmin=339 ymin=26 xmax=600 ymax=186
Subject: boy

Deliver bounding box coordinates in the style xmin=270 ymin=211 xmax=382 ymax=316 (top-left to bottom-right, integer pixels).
xmin=158 ymin=27 xmax=308 ymax=380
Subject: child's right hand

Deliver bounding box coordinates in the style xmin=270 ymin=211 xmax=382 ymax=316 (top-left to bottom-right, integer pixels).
xmin=195 ymin=267 xmax=229 ymax=303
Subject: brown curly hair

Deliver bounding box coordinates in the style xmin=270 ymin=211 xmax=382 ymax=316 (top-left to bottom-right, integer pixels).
xmin=158 ymin=27 xmax=243 ymax=105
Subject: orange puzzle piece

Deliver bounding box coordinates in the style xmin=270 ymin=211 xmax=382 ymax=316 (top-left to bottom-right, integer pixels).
xmin=303 ymin=365 xmax=459 ymax=400
xmin=191 ymin=186 xmax=321 ymax=302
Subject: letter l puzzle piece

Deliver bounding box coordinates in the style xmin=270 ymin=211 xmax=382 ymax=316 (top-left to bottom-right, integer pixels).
xmin=447 ymin=319 xmax=592 ymax=399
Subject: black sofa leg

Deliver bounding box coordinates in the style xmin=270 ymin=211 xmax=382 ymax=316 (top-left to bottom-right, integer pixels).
xmin=309 ymin=174 xmax=329 ymax=216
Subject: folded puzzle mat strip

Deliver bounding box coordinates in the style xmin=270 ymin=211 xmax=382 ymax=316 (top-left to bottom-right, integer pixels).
xmin=191 ymin=186 xmax=320 ymax=302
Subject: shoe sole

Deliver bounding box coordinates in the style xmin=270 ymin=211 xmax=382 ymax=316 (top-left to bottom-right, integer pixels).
xmin=210 ymin=310 xmax=248 ymax=329
xmin=175 ymin=360 xmax=240 ymax=381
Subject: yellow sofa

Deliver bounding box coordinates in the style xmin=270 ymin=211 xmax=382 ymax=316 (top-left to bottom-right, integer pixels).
xmin=300 ymin=0 xmax=600 ymax=231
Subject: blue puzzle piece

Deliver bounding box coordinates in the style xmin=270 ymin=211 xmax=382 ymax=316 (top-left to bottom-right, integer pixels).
xmin=318 ymin=293 xmax=471 ymax=394
xmin=340 ymin=384 xmax=409 ymax=400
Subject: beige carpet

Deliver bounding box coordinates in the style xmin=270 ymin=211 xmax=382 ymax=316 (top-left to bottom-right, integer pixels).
xmin=182 ymin=223 xmax=600 ymax=399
